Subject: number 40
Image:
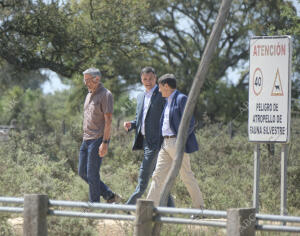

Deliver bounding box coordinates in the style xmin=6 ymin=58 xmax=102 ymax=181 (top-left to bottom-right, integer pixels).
xmin=255 ymin=76 xmax=262 ymax=86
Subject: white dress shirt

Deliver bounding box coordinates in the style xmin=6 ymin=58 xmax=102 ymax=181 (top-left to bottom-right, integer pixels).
xmin=162 ymin=90 xmax=177 ymax=136
xmin=141 ymin=85 xmax=157 ymax=135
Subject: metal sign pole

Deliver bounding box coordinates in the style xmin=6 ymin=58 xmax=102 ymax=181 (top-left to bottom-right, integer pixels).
xmin=280 ymin=144 xmax=288 ymax=224
xmin=253 ymin=143 xmax=260 ymax=213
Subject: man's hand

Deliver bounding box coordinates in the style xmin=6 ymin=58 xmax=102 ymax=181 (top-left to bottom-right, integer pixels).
xmin=99 ymin=143 xmax=108 ymax=157
xmin=123 ymin=121 xmax=131 ymax=131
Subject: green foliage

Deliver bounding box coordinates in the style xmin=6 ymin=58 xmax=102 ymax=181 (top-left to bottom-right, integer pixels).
xmin=0 ymin=88 xmax=300 ymax=234
xmin=267 ymin=1 xmax=300 ymax=111
xmin=0 ymin=61 xmax=48 ymax=93
xmin=0 ymin=87 xmax=54 ymax=132
xmin=0 ymin=140 xmax=74 ymax=198
xmin=141 ymin=0 xmax=300 ymax=122
xmin=1 ymin=1 xmax=300 ymax=234
xmin=0 ymin=216 xmax=16 ymax=236
xmin=47 ymin=217 xmax=98 ymax=236
xmin=1 ymin=0 xmax=300 ymax=123
xmin=114 ymin=94 xmax=137 ymax=129
xmin=196 ymin=80 xmax=248 ymax=123
xmin=0 ymin=87 xmax=89 ymax=233
xmin=0 ymin=0 xmax=149 ymax=78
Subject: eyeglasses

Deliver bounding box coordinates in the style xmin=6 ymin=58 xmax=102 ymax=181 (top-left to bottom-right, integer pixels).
xmin=83 ymin=77 xmax=96 ymax=85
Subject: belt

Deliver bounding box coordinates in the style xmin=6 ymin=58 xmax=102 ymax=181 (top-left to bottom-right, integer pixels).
xmin=163 ymin=135 xmax=176 ymax=139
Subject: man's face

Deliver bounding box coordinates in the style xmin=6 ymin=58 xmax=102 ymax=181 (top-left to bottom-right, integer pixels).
xmin=84 ymin=74 xmax=100 ymax=92
xmin=159 ymin=83 xmax=169 ymax=97
xmin=141 ymin=72 xmax=156 ymax=91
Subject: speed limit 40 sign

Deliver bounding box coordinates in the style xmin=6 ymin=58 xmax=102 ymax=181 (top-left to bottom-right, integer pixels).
xmin=253 ymin=67 xmax=263 ymax=96
xmin=248 ymin=36 xmax=292 ymax=143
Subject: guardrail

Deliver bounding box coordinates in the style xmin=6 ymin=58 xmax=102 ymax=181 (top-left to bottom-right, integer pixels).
xmin=0 ymin=195 xmax=300 ymax=236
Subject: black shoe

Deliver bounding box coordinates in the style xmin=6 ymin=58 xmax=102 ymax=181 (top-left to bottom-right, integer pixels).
xmin=106 ymin=193 xmax=122 ymax=204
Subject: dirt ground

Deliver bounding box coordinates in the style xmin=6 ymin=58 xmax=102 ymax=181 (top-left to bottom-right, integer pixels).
xmin=7 ymin=217 xmax=227 ymax=236
xmin=7 ymin=217 xmax=300 ymax=236
xmin=7 ymin=217 xmax=134 ymax=236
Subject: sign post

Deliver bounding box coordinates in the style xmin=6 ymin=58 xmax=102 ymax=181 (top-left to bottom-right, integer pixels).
xmin=281 ymin=144 xmax=288 ymax=224
xmin=253 ymin=143 xmax=260 ymax=213
xmin=248 ymin=36 xmax=292 ymax=216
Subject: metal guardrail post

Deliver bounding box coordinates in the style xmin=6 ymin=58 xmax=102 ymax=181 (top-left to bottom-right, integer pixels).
xmin=227 ymin=208 xmax=255 ymax=236
xmin=23 ymin=194 xmax=48 ymax=236
xmin=134 ymin=199 xmax=154 ymax=236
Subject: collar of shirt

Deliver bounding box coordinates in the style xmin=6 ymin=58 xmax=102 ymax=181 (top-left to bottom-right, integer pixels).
xmin=145 ymin=84 xmax=157 ymax=97
xmin=141 ymin=85 xmax=157 ymax=135
xmin=162 ymin=90 xmax=177 ymax=137
xmin=167 ymin=90 xmax=177 ymax=104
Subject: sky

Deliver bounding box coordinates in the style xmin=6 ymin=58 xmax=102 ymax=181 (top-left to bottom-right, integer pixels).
xmin=41 ymin=69 xmax=70 ymax=94
xmin=295 ymin=0 xmax=300 ymax=14
xmin=41 ymin=68 xmax=141 ymax=98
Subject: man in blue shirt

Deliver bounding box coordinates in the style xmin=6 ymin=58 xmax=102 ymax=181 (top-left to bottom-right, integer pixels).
xmin=147 ymin=73 xmax=204 ymax=211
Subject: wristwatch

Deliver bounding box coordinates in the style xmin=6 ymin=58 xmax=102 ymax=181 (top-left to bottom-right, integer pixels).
xmin=102 ymin=139 xmax=110 ymax=144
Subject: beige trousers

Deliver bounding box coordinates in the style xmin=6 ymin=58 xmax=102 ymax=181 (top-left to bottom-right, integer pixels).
xmin=147 ymin=138 xmax=204 ymax=208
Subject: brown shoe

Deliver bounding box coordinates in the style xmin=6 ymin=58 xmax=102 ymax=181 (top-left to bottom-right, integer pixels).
xmin=106 ymin=193 xmax=122 ymax=204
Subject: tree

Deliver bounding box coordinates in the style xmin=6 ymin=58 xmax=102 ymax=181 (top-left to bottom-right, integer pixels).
xmin=0 ymin=61 xmax=48 ymax=93
xmin=0 ymin=86 xmax=53 ymax=130
xmin=267 ymin=2 xmax=300 ymax=111
xmin=0 ymin=0 xmax=149 ymax=78
xmin=141 ymin=0 xmax=299 ymax=122
xmin=1 ymin=0 xmax=299 ymax=123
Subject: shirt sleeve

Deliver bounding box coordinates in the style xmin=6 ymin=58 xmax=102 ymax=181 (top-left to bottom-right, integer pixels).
xmin=101 ymin=91 xmax=114 ymax=114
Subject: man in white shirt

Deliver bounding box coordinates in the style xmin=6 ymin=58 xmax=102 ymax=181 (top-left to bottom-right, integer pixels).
xmin=124 ymin=67 xmax=174 ymax=207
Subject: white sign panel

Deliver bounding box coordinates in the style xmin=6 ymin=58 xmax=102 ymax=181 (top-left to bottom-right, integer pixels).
xmin=248 ymin=36 xmax=291 ymax=143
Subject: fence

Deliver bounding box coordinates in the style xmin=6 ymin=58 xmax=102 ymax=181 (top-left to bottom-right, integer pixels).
xmin=0 ymin=195 xmax=300 ymax=236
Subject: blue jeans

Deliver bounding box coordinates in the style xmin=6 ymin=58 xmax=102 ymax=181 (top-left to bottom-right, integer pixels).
xmin=78 ymin=137 xmax=114 ymax=202
xmin=126 ymin=139 xmax=175 ymax=207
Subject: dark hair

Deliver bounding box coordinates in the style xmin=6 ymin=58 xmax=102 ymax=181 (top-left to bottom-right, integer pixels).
xmin=140 ymin=66 xmax=156 ymax=76
xmin=158 ymin=73 xmax=176 ymax=89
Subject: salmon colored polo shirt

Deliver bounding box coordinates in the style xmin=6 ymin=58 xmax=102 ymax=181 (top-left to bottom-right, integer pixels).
xmin=83 ymin=83 xmax=113 ymax=140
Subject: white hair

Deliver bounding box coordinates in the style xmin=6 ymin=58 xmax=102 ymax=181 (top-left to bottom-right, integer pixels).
xmin=82 ymin=67 xmax=101 ymax=77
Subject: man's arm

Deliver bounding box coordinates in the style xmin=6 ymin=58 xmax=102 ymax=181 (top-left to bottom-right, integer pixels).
xmin=124 ymin=94 xmax=143 ymax=132
xmin=130 ymin=119 xmax=137 ymax=130
xmin=179 ymin=95 xmax=195 ymax=135
xmin=124 ymin=110 xmax=137 ymax=131
xmin=99 ymin=113 xmax=112 ymax=157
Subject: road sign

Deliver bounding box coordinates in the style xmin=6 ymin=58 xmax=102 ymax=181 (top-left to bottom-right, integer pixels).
xmin=248 ymin=36 xmax=292 ymax=143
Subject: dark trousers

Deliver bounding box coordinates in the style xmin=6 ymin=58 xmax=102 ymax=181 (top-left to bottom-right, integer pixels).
xmin=78 ymin=137 xmax=114 ymax=202
xmin=126 ymin=138 xmax=174 ymax=207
